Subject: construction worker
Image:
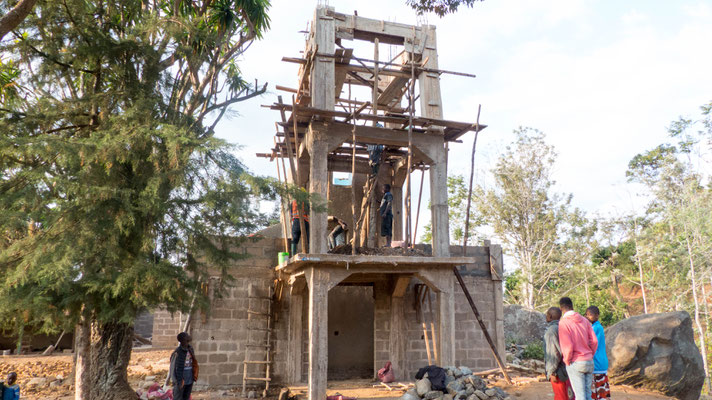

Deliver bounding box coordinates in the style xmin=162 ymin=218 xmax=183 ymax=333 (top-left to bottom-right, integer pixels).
xmin=327 ymin=216 xmax=348 ymax=250
xmin=379 ymin=183 xmax=393 ymax=247
xmin=290 ymin=199 xmax=309 ymax=255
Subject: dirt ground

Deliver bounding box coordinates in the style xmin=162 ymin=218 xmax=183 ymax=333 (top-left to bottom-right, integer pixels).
xmin=502 ymin=381 xmax=672 ymax=399
xmin=0 ymin=349 xmax=674 ymax=400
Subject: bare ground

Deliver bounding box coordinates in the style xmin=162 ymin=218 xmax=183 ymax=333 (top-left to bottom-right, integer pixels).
xmin=0 ymin=350 xmax=673 ymax=400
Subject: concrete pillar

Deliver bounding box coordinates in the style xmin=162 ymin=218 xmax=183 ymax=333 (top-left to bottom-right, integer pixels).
xmin=417 ymin=25 xmax=450 ymax=257
xmin=308 ymin=122 xmax=329 ymax=254
xmin=287 ymin=292 xmax=303 ymax=384
xmin=389 ymin=295 xmax=407 ymax=380
xmin=437 ymin=272 xmax=455 ymax=367
xmin=489 ymin=244 xmax=506 ymax=361
xmin=429 ymin=143 xmax=450 ymax=257
xmin=307 ymin=268 xmax=329 ymax=400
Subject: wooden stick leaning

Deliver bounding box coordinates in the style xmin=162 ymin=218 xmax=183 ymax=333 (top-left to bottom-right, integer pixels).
xmin=425 ymin=287 xmax=438 ymax=363
xmin=404 ymin=44 xmax=416 ymax=246
xmin=412 ymin=168 xmax=425 ymax=245
xmin=416 ymin=285 xmax=433 ymax=365
xmin=350 ymin=84 xmax=358 ymax=255
xmin=292 ymin=96 xmax=308 ymax=254
xmin=276 ymin=96 xmax=306 ymax=254
xmin=461 ymin=104 xmax=481 ymax=256
xmin=274 ymin=139 xmax=290 ymax=253
xmin=453 ymin=267 xmax=512 ymax=384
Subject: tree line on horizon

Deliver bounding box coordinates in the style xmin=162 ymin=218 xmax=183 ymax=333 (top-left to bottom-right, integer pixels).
xmin=438 ymin=101 xmax=712 ymax=387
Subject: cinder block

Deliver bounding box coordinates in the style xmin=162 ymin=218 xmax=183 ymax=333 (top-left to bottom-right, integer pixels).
xmin=218 ymin=363 xmax=238 ymax=374
xmin=209 ymin=353 xmax=228 ymax=363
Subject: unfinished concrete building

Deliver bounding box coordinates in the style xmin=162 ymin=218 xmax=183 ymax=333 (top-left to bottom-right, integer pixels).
xmin=153 ymin=7 xmax=502 ymax=400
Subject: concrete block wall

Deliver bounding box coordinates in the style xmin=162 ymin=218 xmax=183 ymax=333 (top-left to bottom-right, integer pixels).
xmin=373 ymin=245 xmax=503 ymax=379
xmin=152 ymin=238 xmax=503 ymax=388
xmin=151 ymin=237 xmax=286 ymax=388
xmin=134 ymin=311 xmax=155 ymax=339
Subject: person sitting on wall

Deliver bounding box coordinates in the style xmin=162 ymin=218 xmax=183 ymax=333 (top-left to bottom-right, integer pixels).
xmin=379 ymin=184 xmax=393 ymax=247
xmin=327 ymin=216 xmax=348 ymax=250
xmin=290 ymin=199 xmax=309 ymax=255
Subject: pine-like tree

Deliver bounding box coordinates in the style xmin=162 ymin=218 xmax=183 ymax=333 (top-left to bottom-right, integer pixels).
xmin=0 ymin=1 xmax=271 ymax=398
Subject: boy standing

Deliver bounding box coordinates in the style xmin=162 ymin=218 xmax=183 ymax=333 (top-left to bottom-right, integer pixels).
xmin=544 ymin=307 xmax=570 ymax=400
xmin=586 ymin=306 xmax=611 ymax=400
xmin=2 ymin=372 xmax=20 ymax=400
xmin=558 ymin=297 xmax=598 ymax=400
xmin=171 ymin=332 xmax=199 ymax=400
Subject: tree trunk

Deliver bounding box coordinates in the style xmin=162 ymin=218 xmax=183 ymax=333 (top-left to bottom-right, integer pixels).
xmin=632 ymin=220 xmax=649 ymax=313
xmin=685 ymin=235 xmax=711 ymax=393
xmin=0 ymin=0 xmax=38 ymax=41
xmin=87 ymin=321 xmax=135 ymax=400
xmin=74 ymin=316 xmax=91 ymax=400
xmin=522 ymin=263 xmax=535 ymax=309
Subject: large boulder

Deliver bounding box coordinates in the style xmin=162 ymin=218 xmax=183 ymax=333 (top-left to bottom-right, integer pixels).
xmin=606 ymin=311 xmax=704 ymax=400
xmin=503 ymin=305 xmax=546 ymax=344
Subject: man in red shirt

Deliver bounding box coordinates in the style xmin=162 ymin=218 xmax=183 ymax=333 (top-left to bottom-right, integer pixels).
xmin=558 ymin=297 xmax=598 ymax=400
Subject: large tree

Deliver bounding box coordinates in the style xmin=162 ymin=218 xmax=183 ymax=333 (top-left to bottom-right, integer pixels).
xmin=0 ymin=0 xmax=271 ymax=398
xmin=477 ymin=127 xmax=594 ymax=310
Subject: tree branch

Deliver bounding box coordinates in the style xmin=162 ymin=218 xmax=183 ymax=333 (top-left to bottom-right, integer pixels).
xmin=0 ymin=0 xmax=37 ymax=42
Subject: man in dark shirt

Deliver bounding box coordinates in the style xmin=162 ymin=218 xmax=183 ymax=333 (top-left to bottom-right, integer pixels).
xmin=171 ymin=332 xmax=199 ymax=400
xmin=379 ymin=184 xmax=393 ymax=247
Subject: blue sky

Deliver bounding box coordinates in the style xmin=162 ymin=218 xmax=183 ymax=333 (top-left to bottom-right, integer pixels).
xmin=215 ymin=0 xmax=712 ymax=238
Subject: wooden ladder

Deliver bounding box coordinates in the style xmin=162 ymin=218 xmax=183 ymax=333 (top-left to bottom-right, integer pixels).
xmin=242 ymin=284 xmax=274 ymax=398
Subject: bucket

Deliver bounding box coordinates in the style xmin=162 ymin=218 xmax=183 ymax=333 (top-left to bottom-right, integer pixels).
xmin=278 ymin=252 xmax=290 ymax=266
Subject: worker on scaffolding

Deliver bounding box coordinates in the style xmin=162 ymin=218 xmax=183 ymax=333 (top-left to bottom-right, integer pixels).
xmin=327 ymin=216 xmax=349 ymax=250
xmin=290 ymin=199 xmax=309 ymax=255
xmin=380 ymin=184 xmax=393 ymax=247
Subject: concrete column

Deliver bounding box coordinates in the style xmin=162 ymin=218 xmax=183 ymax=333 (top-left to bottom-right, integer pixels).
xmin=389 ymin=295 xmax=407 ymax=380
xmin=306 ymin=268 xmax=329 ymax=400
xmin=429 ymin=143 xmax=450 ymax=257
xmin=437 ymin=272 xmax=455 ymax=367
xmin=308 ymin=122 xmax=329 ymax=254
xmin=287 ymin=292 xmax=303 ymax=384
xmin=489 ymin=244 xmax=505 ymax=361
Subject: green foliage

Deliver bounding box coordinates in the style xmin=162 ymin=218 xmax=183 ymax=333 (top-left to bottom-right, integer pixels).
xmin=521 ymin=342 xmax=544 ymax=360
xmin=0 ymin=0 xmax=272 ymax=335
xmin=406 ymin=0 xmax=484 ymax=16
xmin=421 ymin=174 xmax=484 ymax=245
xmin=477 ymin=127 xmax=595 ymax=310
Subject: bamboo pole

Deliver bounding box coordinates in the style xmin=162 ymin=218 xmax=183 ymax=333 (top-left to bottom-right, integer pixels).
xmin=462 ymin=104 xmax=481 ymax=256
xmin=274 ymin=141 xmax=290 ymax=253
xmin=425 ymin=287 xmax=438 ymax=363
xmin=404 ymin=45 xmax=416 ymax=246
xmin=276 ymin=95 xmax=307 ymax=254
xmin=416 ymin=286 xmax=432 ymax=365
xmin=350 ymin=84 xmax=358 ymax=255
xmin=412 ymin=168 xmax=425 ymax=244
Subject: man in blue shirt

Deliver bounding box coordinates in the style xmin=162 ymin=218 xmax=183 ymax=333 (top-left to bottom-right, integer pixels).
xmin=586 ymin=306 xmax=610 ymax=399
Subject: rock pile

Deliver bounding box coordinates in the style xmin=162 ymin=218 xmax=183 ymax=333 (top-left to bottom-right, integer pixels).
xmin=400 ymin=366 xmax=509 ymax=400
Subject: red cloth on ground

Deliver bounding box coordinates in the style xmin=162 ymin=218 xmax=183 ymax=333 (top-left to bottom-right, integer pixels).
xmin=378 ymin=361 xmax=395 ymax=383
xmin=592 ymin=373 xmax=611 ymax=399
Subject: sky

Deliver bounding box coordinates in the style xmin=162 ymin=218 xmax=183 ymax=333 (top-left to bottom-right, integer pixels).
xmin=215 ymin=0 xmax=712 ymax=240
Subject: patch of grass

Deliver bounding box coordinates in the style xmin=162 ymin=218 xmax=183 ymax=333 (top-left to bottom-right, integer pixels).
xmin=521 ymin=342 xmax=544 ymax=360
